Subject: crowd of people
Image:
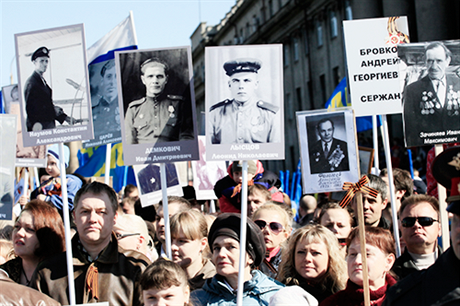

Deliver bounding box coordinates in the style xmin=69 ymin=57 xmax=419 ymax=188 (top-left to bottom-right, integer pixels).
xmin=0 ymin=145 xmax=459 ymax=306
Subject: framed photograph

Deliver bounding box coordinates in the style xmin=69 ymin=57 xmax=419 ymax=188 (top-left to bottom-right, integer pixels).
xmin=205 ymin=44 xmax=285 ymax=161
xmin=133 ymin=163 xmax=183 ymax=207
xmin=192 ymin=136 xmax=227 ymax=200
xmin=398 ymin=40 xmax=460 ymax=147
xmin=358 ymin=146 xmax=374 ymax=175
xmin=115 ymin=46 xmax=199 ymax=165
xmin=0 ymin=114 xmax=18 ymax=220
xmin=83 ymin=58 xmax=122 ymax=148
xmin=15 ymin=24 xmax=93 ymax=147
xmin=2 ymin=84 xmax=46 ymax=167
xmin=297 ymin=108 xmax=359 ymax=194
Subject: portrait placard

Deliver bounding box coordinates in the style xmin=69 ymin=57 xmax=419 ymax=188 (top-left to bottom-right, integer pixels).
xmin=358 ymin=146 xmax=374 ymax=175
xmin=83 ymin=59 xmax=122 ymax=148
xmin=15 ymin=24 xmax=93 ymax=147
xmin=192 ymin=136 xmax=227 ymax=200
xmin=133 ymin=162 xmax=183 ymax=207
xmin=297 ymin=108 xmax=359 ymax=194
xmin=343 ymin=17 xmax=409 ymax=116
xmin=2 ymin=84 xmax=46 ymax=167
xmin=0 ymin=115 xmax=18 ymax=220
xmin=398 ymin=40 xmax=460 ymax=147
xmin=205 ymin=44 xmax=285 ymax=161
xmin=115 ymin=46 xmax=199 ymax=165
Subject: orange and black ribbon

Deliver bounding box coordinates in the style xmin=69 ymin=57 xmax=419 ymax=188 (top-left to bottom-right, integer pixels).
xmin=339 ymin=175 xmax=378 ymax=208
xmin=87 ymin=264 xmax=99 ymax=300
xmin=231 ymin=180 xmax=255 ymax=198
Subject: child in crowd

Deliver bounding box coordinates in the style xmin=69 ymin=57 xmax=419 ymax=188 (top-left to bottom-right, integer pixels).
xmin=140 ymin=258 xmax=192 ymax=306
xmin=213 ymin=160 xmax=283 ymax=213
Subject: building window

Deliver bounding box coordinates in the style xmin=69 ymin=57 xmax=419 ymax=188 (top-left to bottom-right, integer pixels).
xmin=240 ymin=28 xmax=244 ymax=43
xmin=320 ymin=74 xmax=327 ymax=106
xmin=293 ymin=37 xmax=299 ymax=61
xmin=304 ymin=29 xmax=309 ymax=54
xmin=260 ymin=7 xmax=266 ymax=23
xmin=278 ymin=0 xmax=283 ymax=10
xmin=234 ymin=35 xmax=239 ymax=44
xmin=252 ymin=15 xmax=258 ymax=32
xmin=345 ymin=1 xmax=353 ymax=20
xmin=333 ymin=66 xmax=340 ymax=87
xmin=296 ymin=87 xmax=302 ymax=110
xmin=286 ymin=93 xmax=293 ymax=120
xmin=284 ymin=44 xmax=290 ymax=66
xmin=330 ymin=11 xmax=338 ymax=38
xmin=268 ymin=0 xmax=273 ymax=17
xmin=317 ymin=23 xmax=323 ymax=47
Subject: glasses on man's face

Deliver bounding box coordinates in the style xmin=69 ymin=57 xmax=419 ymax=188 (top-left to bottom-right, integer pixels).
xmin=254 ymin=220 xmax=284 ymax=234
xmin=115 ymin=232 xmax=141 ymax=240
xmin=401 ymin=217 xmax=439 ymax=228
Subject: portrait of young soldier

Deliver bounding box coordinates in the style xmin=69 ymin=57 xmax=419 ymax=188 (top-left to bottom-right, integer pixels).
xmin=124 ymin=57 xmax=194 ymax=144
xmin=309 ymin=117 xmax=349 ymax=174
xmin=209 ymin=58 xmax=280 ymax=144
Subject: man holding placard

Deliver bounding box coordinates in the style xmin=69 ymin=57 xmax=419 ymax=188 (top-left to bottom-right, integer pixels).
xmin=209 ymin=58 xmax=280 ymax=144
xmin=32 ymin=182 xmax=150 ymax=305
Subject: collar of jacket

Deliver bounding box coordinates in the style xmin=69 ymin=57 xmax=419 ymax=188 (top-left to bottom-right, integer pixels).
xmin=72 ymin=232 xmax=119 ymax=266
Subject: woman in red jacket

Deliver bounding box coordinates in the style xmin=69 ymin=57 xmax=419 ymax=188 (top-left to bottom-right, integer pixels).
xmin=320 ymin=227 xmax=397 ymax=306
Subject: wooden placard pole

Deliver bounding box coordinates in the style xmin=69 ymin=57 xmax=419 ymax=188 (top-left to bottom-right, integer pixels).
xmin=434 ymin=144 xmax=450 ymax=251
xmin=58 ymin=143 xmax=76 ymax=305
xmin=104 ymin=143 xmax=111 ymax=186
xmin=159 ymin=163 xmax=171 ymax=259
xmin=236 ymin=161 xmax=249 ymax=306
xmin=356 ymin=193 xmax=371 ymax=306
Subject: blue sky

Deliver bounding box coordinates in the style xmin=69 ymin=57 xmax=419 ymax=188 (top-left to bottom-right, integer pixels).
xmin=1 ymin=0 xmax=235 ymax=86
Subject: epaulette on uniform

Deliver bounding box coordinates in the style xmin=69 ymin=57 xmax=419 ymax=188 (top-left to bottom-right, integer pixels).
xmin=210 ymin=99 xmax=232 ymax=111
xmin=128 ymin=97 xmax=146 ymax=108
xmin=256 ymin=101 xmax=279 ymax=114
xmin=167 ymin=95 xmax=184 ymax=101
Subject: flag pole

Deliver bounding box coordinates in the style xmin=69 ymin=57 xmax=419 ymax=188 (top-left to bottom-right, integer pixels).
xmin=104 ymin=143 xmax=111 ymax=185
xmin=129 ymin=11 xmax=138 ymax=46
xmin=372 ymin=115 xmax=379 ymax=174
xmin=236 ymin=161 xmax=248 ymax=306
xmin=160 ymin=163 xmax=171 ymax=259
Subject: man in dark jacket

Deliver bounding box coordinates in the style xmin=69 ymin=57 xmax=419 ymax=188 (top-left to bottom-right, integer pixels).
xmin=383 ymin=146 xmax=460 ymax=306
xmin=32 ymin=182 xmax=150 ymax=305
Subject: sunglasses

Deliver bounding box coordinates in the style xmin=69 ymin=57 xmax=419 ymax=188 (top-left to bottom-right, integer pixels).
xmin=401 ymin=217 xmax=439 ymax=228
xmin=254 ymin=220 xmax=284 ymax=234
xmin=116 ymin=232 xmax=141 ymax=240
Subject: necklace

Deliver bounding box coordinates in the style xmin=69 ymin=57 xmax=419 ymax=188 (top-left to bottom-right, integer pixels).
xmin=22 ymin=268 xmax=30 ymax=286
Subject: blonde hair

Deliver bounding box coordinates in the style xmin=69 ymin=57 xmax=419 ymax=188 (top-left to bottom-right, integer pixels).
xmin=277 ymin=224 xmax=347 ymax=293
xmin=0 ymin=239 xmax=14 ymax=264
xmin=253 ymin=203 xmax=292 ymax=229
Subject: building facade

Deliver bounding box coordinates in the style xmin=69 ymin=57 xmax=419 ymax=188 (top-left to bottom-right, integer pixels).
xmin=190 ymin=0 xmax=459 ymax=172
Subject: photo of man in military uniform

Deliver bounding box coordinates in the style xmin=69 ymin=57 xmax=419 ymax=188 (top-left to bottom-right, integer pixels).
xmin=24 ymin=47 xmax=80 ymax=131
xmin=88 ymin=59 xmax=121 ymax=145
xmin=124 ymin=58 xmax=194 ymax=144
xmin=209 ymin=58 xmax=280 ymax=144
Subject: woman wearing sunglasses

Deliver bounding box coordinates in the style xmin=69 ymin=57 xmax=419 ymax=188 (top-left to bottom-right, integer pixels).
xmin=320 ymin=227 xmax=396 ymax=306
xmin=392 ymin=194 xmax=441 ymax=280
xmin=252 ymin=203 xmax=292 ymax=279
xmin=278 ymin=224 xmax=347 ymax=303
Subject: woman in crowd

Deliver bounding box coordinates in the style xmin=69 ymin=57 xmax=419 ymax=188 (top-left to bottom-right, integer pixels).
xmin=170 ymin=210 xmax=215 ymax=291
xmin=318 ymin=202 xmax=354 ymax=256
xmin=0 ymin=200 xmax=65 ymax=285
xmin=320 ymin=227 xmax=397 ymax=306
xmin=191 ymin=213 xmax=283 ymax=305
xmin=252 ymin=203 xmax=291 ymax=279
xmin=278 ymin=224 xmax=347 ymax=303
xmin=140 ymin=258 xmax=193 ymax=306
xmin=113 ymin=213 xmax=157 ymax=262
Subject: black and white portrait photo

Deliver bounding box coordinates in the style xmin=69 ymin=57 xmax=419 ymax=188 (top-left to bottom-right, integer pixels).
xmin=116 ymin=46 xmax=199 ymax=165
xmin=133 ymin=162 xmax=183 ymax=206
xmin=308 ymin=116 xmax=350 ymax=174
xmin=398 ymin=40 xmax=460 ymax=147
xmin=205 ymin=44 xmax=285 ymax=162
xmin=15 ymin=24 xmax=93 ymax=147
xmin=0 ymin=115 xmax=18 ymax=220
xmin=85 ymin=59 xmax=121 ymax=147
xmin=297 ymin=108 xmax=359 ymax=194
xmin=2 ymin=84 xmax=46 ymax=167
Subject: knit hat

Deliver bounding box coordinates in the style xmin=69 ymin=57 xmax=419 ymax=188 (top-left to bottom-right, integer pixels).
xmin=47 ymin=144 xmax=70 ymax=168
xmin=208 ymin=213 xmax=266 ymax=267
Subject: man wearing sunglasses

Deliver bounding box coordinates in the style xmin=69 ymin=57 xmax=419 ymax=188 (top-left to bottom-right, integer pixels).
xmin=392 ymin=194 xmax=441 ymax=280
xmin=383 ymin=146 xmax=460 ymax=306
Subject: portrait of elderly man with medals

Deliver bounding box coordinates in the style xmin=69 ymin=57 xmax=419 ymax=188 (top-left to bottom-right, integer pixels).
xmin=209 ymin=58 xmax=280 ymax=144
xmin=401 ymin=41 xmax=460 ymax=146
xmin=124 ymin=57 xmax=194 ymax=145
